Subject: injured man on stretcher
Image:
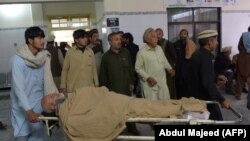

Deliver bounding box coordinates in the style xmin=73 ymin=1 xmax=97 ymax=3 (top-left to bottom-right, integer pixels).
xmin=41 ymin=86 xmax=207 ymax=141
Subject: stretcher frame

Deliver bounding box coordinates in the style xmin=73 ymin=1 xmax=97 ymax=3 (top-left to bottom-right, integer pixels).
xmin=38 ymin=101 xmax=242 ymax=141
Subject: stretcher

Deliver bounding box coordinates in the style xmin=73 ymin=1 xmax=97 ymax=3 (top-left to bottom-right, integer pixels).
xmin=38 ymin=101 xmax=242 ymax=141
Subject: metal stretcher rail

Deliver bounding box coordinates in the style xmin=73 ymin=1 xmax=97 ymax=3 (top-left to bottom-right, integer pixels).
xmin=38 ymin=101 xmax=243 ymax=140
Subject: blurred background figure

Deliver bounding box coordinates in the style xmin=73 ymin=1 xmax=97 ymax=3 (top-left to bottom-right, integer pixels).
xmin=156 ymin=28 xmax=177 ymax=99
xmin=235 ymin=27 xmax=250 ymax=101
xmin=214 ymin=46 xmax=235 ymax=95
xmin=46 ymin=35 xmax=64 ymax=89
xmin=87 ymin=29 xmax=104 ymax=74
xmin=122 ymin=32 xmax=140 ymax=97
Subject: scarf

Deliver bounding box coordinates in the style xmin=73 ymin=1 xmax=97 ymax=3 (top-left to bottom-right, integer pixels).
xmin=16 ymin=45 xmax=59 ymax=95
xmin=242 ymin=32 xmax=250 ymax=53
xmin=185 ymin=39 xmax=197 ymax=59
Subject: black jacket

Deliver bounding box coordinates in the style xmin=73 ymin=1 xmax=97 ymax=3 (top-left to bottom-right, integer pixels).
xmin=186 ymin=47 xmax=225 ymax=103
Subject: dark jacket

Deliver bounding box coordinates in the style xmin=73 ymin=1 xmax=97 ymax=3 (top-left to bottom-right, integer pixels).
xmin=99 ymin=48 xmax=135 ymax=95
xmin=186 ymin=47 xmax=225 ymax=103
xmin=214 ymin=53 xmax=233 ymax=76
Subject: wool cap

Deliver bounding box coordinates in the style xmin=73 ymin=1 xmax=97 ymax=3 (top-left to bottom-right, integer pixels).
xmin=221 ymin=46 xmax=232 ymax=52
xmin=47 ymin=35 xmax=55 ymax=42
xmin=197 ymin=30 xmax=218 ymax=39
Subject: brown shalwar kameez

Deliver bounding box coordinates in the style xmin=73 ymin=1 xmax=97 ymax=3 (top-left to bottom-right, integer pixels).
xmin=235 ymin=36 xmax=250 ymax=99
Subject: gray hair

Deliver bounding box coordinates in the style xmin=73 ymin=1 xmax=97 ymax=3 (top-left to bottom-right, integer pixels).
xmin=143 ymin=27 xmax=154 ymax=43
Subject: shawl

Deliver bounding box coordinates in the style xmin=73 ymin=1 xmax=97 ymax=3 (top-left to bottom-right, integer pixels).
xmin=16 ymin=45 xmax=58 ymax=95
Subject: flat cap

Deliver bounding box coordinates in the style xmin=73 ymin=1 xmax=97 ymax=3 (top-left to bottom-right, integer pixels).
xmin=47 ymin=35 xmax=55 ymax=42
xmin=221 ymin=46 xmax=232 ymax=52
xmin=197 ymin=30 xmax=218 ymax=39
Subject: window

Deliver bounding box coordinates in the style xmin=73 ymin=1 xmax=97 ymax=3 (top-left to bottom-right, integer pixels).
xmin=167 ymin=7 xmax=221 ymax=54
xmin=50 ymin=16 xmax=89 ymax=28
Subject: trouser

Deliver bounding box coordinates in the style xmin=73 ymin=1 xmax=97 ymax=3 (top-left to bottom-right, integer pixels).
xmin=247 ymin=86 xmax=250 ymax=110
xmin=235 ymin=71 xmax=250 ymax=98
xmin=167 ymin=73 xmax=176 ymax=99
xmin=207 ymin=104 xmax=223 ymax=121
xmin=224 ymin=71 xmax=234 ymax=93
xmin=15 ymin=129 xmax=45 ymax=141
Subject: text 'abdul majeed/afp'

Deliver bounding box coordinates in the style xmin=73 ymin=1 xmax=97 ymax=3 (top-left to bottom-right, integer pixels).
xmin=157 ymin=128 xmax=247 ymax=139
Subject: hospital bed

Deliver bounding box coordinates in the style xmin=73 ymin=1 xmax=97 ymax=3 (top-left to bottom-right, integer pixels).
xmin=39 ymin=101 xmax=242 ymax=141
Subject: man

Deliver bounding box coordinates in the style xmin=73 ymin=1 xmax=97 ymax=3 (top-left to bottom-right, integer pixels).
xmin=122 ymin=32 xmax=140 ymax=96
xmin=41 ymin=86 xmax=207 ymax=141
xmin=60 ymin=29 xmax=98 ymax=93
xmin=214 ymin=46 xmax=234 ymax=95
xmin=10 ymin=26 xmax=58 ymax=141
xmin=87 ymin=29 xmax=104 ymax=74
xmin=235 ymin=27 xmax=250 ymax=103
xmin=156 ymin=28 xmax=177 ymax=99
xmin=174 ymin=29 xmax=197 ymax=99
xmin=99 ymin=32 xmax=138 ymax=135
xmin=46 ymin=35 xmax=64 ymax=89
xmin=186 ymin=30 xmax=231 ymax=120
xmin=135 ymin=28 xmax=175 ymax=101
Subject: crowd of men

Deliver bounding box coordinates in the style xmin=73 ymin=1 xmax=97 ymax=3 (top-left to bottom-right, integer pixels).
xmin=2 ymin=25 xmax=250 ymax=141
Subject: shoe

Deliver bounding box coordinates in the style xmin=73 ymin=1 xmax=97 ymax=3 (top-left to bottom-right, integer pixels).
xmin=0 ymin=121 xmax=7 ymax=130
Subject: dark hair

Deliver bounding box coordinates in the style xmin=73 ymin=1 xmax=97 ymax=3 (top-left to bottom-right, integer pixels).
xmin=122 ymin=32 xmax=134 ymax=42
xmin=248 ymin=26 xmax=250 ymax=32
xmin=117 ymin=31 xmax=124 ymax=35
xmin=179 ymin=29 xmax=189 ymax=35
xmin=108 ymin=32 xmax=120 ymax=41
xmin=73 ymin=29 xmax=87 ymax=40
xmin=155 ymin=28 xmax=163 ymax=33
xmin=25 ymin=26 xmax=45 ymax=44
xmin=88 ymin=29 xmax=98 ymax=38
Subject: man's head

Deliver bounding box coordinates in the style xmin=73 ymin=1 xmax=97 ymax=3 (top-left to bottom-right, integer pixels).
xmin=88 ymin=29 xmax=100 ymax=45
xmin=179 ymin=29 xmax=189 ymax=41
xmin=122 ymin=32 xmax=134 ymax=45
xmin=108 ymin=32 xmax=121 ymax=50
xmin=41 ymin=93 xmax=59 ymax=113
xmin=155 ymin=28 xmax=164 ymax=41
xmin=197 ymin=30 xmax=218 ymax=52
xmin=73 ymin=29 xmax=88 ymax=48
xmin=221 ymin=46 xmax=232 ymax=57
xmin=25 ymin=26 xmax=45 ymax=51
xmin=143 ymin=27 xmax=158 ymax=48
xmin=47 ymin=35 xmax=55 ymax=42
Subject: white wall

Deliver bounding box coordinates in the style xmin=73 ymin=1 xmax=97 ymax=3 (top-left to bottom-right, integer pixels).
xmin=104 ymin=12 xmax=168 ymax=51
xmin=104 ymin=0 xmax=165 ymax=12
xmin=221 ymin=11 xmax=250 ymax=56
xmin=0 ymin=4 xmax=32 ymax=73
xmin=0 ymin=4 xmax=33 ymax=28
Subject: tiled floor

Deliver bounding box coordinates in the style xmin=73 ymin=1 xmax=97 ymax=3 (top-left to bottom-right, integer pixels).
xmin=0 ymin=88 xmax=249 ymax=141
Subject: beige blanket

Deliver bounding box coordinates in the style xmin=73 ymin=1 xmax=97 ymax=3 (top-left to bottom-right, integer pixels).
xmin=59 ymin=87 xmax=206 ymax=141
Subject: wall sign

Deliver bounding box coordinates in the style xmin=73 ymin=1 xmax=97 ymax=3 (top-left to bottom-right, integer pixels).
xmin=107 ymin=18 xmax=119 ymax=27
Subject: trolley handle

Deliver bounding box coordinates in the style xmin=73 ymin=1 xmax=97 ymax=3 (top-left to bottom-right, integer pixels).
xmin=206 ymin=101 xmax=243 ymax=124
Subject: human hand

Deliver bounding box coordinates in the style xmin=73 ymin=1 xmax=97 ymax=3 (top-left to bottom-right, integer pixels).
xmin=168 ymin=69 xmax=175 ymax=77
xmin=26 ymin=109 xmax=41 ymax=123
xmin=217 ymin=75 xmax=228 ymax=87
xmin=59 ymin=88 xmax=66 ymax=93
xmin=221 ymin=99 xmax=231 ymax=109
xmin=147 ymin=77 xmax=157 ymax=87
